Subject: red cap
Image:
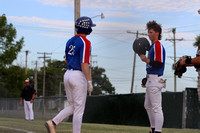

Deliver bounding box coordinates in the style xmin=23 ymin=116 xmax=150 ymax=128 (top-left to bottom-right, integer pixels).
xmin=25 ymin=80 xmax=29 ymax=83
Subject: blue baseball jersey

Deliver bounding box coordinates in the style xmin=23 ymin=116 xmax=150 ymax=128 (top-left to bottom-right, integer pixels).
xmin=146 ymin=41 xmax=165 ymax=75
xmin=65 ymin=35 xmax=91 ymax=71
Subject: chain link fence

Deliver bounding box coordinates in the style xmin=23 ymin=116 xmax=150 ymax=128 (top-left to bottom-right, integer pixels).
xmin=0 ymin=96 xmax=69 ymax=120
xmin=1 ymin=88 xmax=200 ymax=129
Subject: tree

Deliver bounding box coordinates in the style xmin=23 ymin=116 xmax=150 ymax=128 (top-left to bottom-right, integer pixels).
xmin=0 ymin=14 xmax=24 ymax=68
xmin=36 ymin=59 xmax=66 ymax=96
xmin=36 ymin=61 xmax=115 ymax=96
xmin=45 ymin=59 xmax=66 ymax=96
xmin=193 ymin=35 xmax=200 ymax=101
xmin=0 ymin=14 xmax=24 ymax=98
xmin=92 ymin=66 xmax=115 ymax=95
xmin=193 ymin=35 xmax=200 ymax=47
xmin=0 ymin=66 xmax=26 ymax=98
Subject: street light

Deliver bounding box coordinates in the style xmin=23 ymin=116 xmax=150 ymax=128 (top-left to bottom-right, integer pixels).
xmin=91 ymin=13 xmax=105 ymax=19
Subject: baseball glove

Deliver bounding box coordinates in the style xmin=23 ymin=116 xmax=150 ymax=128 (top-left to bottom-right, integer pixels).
xmin=141 ymin=77 xmax=147 ymax=87
xmin=173 ymin=56 xmax=191 ymax=78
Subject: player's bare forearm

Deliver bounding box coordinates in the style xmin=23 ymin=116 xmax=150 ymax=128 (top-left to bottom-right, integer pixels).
xmin=180 ymin=56 xmax=200 ymax=66
xmin=65 ymin=59 xmax=68 ymax=65
xmin=81 ymin=63 xmax=91 ymax=81
xmin=30 ymin=94 xmax=36 ymax=103
xmin=20 ymin=98 xmax=23 ymax=106
xmin=32 ymin=94 xmax=36 ymax=100
xmin=191 ymin=56 xmax=200 ymax=66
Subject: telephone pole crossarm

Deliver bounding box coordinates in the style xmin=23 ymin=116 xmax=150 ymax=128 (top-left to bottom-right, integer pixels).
xmin=166 ymin=38 xmax=183 ymax=42
xmin=127 ymin=30 xmax=147 ymax=36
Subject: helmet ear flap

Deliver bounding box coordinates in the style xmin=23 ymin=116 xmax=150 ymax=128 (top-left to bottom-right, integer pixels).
xmin=87 ymin=28 xmax=92 ymax=34
xmin=76 ymin=27 xmax=93 ymax=35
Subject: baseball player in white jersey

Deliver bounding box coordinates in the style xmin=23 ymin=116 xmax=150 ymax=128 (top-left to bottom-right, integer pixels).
xmin=139 ymin=21 xmax=166 ymax=133
xmin=45 ymin=16 xmax=95 ymax=133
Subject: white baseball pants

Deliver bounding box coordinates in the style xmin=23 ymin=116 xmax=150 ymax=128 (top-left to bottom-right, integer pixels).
xmin=144 ymin=74 xmax=165 ymax=132
xmin=24 ymin=100 xmax=34 ymax=120
xmin=53 ymin=70 xmax=87 ymax=133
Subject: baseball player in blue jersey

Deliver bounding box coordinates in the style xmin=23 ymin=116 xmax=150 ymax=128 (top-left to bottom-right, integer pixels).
xmin=45 ymin=17 xmax=96 ymax=133
xmin=45 ymin=16 xmax=95 ymax=133
xmin=139 ymin=21 xmax=166 ymax=133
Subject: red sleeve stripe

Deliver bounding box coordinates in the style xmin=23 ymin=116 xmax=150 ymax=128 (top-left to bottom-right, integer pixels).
xmin=80 ymin=36 xmax=91 ymax=63
xmin=154 ymin=41 xmax=163 ymax=62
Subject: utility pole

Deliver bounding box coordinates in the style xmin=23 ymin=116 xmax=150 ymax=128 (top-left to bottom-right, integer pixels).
xmin=37 ymin=52 xmax=52 ymax=97
xmin=38 ymin=52 xmax=51 ymax=118
xmin=127 ymin=30 xmax=147 ymax=93
xmin=74 ymin=0 xmax=80 ymax=35
xmin=166 ymin=28 xmax=183 ymax=92
xmin=89 ymin=55 xmax=97 ymax=96
xmin=89 ymin=55 xmax=97 ymax=78
xmin=34 ymin=61 xmax=38 ymax=96
xmin=25 ymin=50 xmax=29 ymax=74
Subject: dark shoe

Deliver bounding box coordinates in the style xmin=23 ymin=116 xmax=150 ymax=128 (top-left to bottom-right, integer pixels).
xmin=150 ymin=128 xmax=155 ymax=133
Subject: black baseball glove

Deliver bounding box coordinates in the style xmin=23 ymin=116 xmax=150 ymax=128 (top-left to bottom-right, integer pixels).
xmin=172 ymin=56 xmax=191 ymax=78
xmin=141 ymin=77 xmax=147 ymax=87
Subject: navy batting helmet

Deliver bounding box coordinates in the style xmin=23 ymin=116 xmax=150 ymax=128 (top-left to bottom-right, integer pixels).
xmin=133 ymin=37 xmax=150 ymax=55
xmin=75 ymin=16 xmax=96 ymax=35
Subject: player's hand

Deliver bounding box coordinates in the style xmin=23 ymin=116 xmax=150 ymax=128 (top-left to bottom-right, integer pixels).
xmin=20 ymin=100 xmax=22 ymax=106
xmin=139 ymin=54 xmax=146 ymax=61
xmin=179 ymin=57 xmax=187 ymax=66
xmin=30 ymin=99 xmax=34 ymax=103
xmin=141 ymin=84 xmax=146 ymax=88
xmin=139 ymin=54 xmax=150 ymax=64
xmin=87 ymin=80 xmax=93 ymax=93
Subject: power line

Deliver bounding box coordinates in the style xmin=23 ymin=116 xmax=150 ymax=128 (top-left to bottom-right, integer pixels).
xmin=14 ymin=24 xmax=73 ymax=32
xmin=172 ymin=24 xmax=200 ymax=29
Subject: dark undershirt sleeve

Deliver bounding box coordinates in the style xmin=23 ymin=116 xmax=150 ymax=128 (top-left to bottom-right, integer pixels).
xmin=149 ymin=60 xmax=163 ymax=68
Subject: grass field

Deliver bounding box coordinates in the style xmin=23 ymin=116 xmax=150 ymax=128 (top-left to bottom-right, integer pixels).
xmin=0 ymin=117 xmax=200 ymax=133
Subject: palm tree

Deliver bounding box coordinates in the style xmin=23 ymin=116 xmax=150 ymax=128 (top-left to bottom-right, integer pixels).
xmin=193 ymin=35 xmax=200 ymax=47
xmin=193 ymin=35 xmax=200 ymax=102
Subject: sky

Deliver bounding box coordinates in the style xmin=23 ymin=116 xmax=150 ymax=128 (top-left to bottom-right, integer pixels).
xmin=1 ymin=0 xmax=200 ymax=94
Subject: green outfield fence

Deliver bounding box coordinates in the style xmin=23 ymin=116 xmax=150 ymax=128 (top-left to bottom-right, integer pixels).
xmin=0 ymin=88 xmax=200 ymax=129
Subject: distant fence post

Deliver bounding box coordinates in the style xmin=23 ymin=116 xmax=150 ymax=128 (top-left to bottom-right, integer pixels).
xmin=185 ymin=88 xmax=200 ymax=129
xmin=182 ymin=90 xmax=187 ymax=128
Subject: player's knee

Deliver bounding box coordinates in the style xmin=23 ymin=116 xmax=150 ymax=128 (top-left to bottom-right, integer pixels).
xmin=65 ymin=105 xmax=75 ymax=115
xmin=152 ymin=106 xmax=162 ymax=113
xmin=144 ymin=102 xmax=151 ymax=110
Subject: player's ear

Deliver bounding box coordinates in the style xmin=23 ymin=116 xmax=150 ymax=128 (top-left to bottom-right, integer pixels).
xmin=156 ymin=31 xmax=160 ymax=37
